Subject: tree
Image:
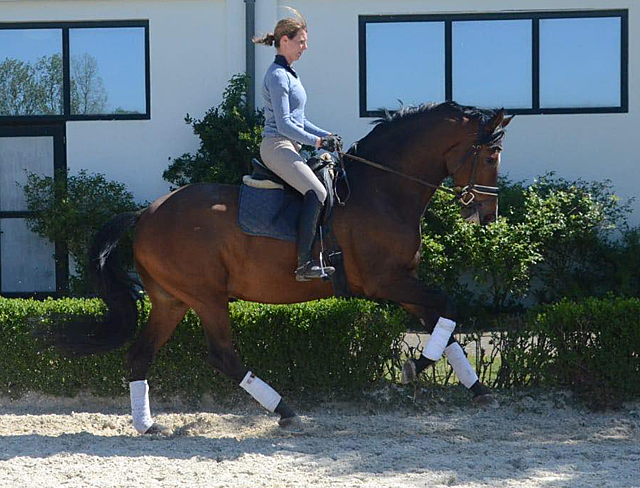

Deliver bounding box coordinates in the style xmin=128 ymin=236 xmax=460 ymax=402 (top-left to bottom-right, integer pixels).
xmin=34 ymin=53 xmax=63 ymax=115
xmin=70 ymin=53 xmax=108 ymax=114
xmin=0 ymin=58 xmax=41 ymax=115
xmin=0 ymin=52 xmax=108 ymax=116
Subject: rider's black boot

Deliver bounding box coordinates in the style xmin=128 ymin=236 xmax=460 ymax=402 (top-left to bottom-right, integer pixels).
xmin=295 ymin=191 xmax=335 ymax=281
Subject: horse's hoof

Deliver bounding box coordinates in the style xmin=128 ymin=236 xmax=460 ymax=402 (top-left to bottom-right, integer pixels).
xmin=473 ymin=394 xmax=497 ymax=407
xmin=278 ymin=415 xmax=304 ymax=433
xmin=144 ymin=423 xmax=172 ymax=436
xmin=401 ymin=359 xmax=417 ymax=384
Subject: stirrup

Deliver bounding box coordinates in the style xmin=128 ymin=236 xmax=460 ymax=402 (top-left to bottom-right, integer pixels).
xmin=295 ymin=261 xmax=335 ymax=282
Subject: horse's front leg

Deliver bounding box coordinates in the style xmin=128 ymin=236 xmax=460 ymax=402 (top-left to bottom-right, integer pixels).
xmin=369 ymin=275 xmax=492 ymax=404
xmin=400 ymin=303 xmax=493 ymax=404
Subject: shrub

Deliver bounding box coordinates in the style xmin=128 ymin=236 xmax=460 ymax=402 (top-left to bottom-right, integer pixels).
xmin=163 ymin=73 xmax=265 ymax=187
xmin=0 ymin=297 xmax=407 ymax=399
xmin=419 ymin=173 xmax=636 ymax=319
xmin=22 ymin=169 xmax=143 ymax=296
xmin=496 ymin=297 xmax=640 ymax=409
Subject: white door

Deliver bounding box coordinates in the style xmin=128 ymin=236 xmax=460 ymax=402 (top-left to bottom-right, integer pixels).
xmin=0 ymin=125 xmax=66 ymax=296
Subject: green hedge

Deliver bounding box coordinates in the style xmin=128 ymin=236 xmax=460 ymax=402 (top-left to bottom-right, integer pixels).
xmin=0 ymin=297 xmax=407 ymax=399
xmin=492 ymin=296 xmax=640 ymax=408
xmin=3 ymin=296 xmax=638 ymax=409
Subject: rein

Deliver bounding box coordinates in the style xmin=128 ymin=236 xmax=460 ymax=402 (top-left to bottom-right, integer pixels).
xmin=339 ymin=144 xmax=498 ymax=207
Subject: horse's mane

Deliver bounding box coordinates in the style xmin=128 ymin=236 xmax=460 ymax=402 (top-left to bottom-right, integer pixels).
xmin=348 ymin=101 xmax=505 ymax=155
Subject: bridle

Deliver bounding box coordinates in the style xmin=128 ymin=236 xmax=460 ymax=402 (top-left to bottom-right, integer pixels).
xmin=339 ymin=141 xmax=499 ymax=208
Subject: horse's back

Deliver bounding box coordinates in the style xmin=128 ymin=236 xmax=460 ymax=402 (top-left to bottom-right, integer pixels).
xmin=133 ymin=183 xmax=332 ymax=304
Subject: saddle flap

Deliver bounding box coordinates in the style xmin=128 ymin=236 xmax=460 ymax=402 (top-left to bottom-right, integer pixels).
xmin=251 ymin=158 xmax=287 ymax=186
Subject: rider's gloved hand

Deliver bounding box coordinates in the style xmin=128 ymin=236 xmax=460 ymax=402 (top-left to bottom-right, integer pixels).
xmin=319 ymin=134 xmax=342 ymax=152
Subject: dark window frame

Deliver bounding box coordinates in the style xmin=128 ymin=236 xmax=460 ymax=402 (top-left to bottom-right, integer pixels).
xmin=0 ymin=20 xmax=151 ymax=123
xmin=0 ymin=123 xmax=69 ymax=298
xmin=359 ymin=10 xmax=628 ymax=117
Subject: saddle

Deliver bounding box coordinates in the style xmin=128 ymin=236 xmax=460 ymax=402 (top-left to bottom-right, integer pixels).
xmin=238 ymin=153 xmax=350 ymax=296
xmin=246 ymin=153 xmax=338 ymax=224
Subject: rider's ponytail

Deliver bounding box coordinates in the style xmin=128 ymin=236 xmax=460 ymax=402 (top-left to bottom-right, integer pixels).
xmin=253 ymin=33 xmax=277 ymax=46
xmin=253 ymin=8 xmax=307 ymax=48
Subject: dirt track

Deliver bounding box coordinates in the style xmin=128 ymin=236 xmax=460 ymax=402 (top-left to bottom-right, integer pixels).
xmin=1 ymin=389 xmax=639 ymax=488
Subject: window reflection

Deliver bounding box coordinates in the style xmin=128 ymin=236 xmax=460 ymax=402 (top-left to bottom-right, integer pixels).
xmin=453 ymin=20 xmax=532 ymax=109
xmin=366 ymin=21 xmax=445 ymax=111
xmin=0 ymin=29 xmax=63 ymax=115
xmin=540 ymin=17 xmax=621 ymax=108
xmin=70 ymin=27 xmax=146 ymax=115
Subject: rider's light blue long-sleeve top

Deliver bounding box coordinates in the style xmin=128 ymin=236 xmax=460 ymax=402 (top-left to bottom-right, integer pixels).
xmin=262 ymin=55 xmax=330 ymax=146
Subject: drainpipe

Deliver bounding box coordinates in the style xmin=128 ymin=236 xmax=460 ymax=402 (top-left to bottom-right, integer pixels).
xmin=245 ymin=0 xmax=256 ymax=111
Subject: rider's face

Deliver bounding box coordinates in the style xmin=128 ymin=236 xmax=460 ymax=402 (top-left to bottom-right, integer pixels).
xmin=279 ymin=29 xmax=308 ymax=65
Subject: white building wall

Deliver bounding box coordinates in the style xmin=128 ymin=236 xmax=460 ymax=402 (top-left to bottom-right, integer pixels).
xmin=284 ymin=0 xmax=640 ymax=222
xmin=0 ymin=0 xmax=638 ymax=221
xmin=0 ymin=0 xmax=229 ymax=204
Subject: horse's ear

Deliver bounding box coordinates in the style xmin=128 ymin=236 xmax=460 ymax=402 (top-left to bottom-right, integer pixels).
xmin=484 ymin=109 xmax=505 ymax=137
xmin=501 ymin=114 xmax=515 ymax=128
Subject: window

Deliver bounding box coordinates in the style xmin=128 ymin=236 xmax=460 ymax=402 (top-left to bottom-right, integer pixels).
xmin=359 ymin=10 xmax=627 ymax=116
xmin=539 ymin=17 xmax=621 ymax=108
xmin=0 ymin=29 xmax=63 ymax=116
xmin=0 ymin=21 xmax=150 ymax=121
xmin=453 ymin=20 xmax=531 ymax=109
xmin=365 ymin=21 xmax=444 ymax=112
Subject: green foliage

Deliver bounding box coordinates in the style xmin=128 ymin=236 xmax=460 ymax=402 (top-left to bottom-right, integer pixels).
xmin=0 ymin=53 xmax=109 ymax=116
xmin=22 ymin=169 xmax=143 ymax=296
xmin=0 ymin=55 xmax=63 ymax=115
xmin=163 ymin=74 xmax=265 ymax=187
xmin=420 ymin=190 xmax=544 ymax=318
xmin=504 ymin=297 xmax=640 ymax=409
xmin=419 ymin=173 xmax=637 ymax=319
xmin=0 ymin=297 xmax=406 ymax=399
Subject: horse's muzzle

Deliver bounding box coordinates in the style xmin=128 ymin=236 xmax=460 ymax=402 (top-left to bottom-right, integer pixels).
xmin=461 ymin=204 xmax=497 ymax=225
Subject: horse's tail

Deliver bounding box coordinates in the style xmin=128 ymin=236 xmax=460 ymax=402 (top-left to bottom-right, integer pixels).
xmin=38 ymin=210 xmax=145 ymax=356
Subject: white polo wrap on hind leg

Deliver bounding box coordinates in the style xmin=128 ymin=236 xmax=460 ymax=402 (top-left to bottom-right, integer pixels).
xmin=129 ymin=380 xmax=154 ymax=434
xmin=444 ymin=342 xmax=478 ymax=388
xmin=240 ymin=371 xmax=282 ymax=412
xmin=423 ymin=317 xmax=456 ymax=361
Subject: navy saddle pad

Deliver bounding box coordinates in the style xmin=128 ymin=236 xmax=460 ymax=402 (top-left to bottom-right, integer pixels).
xmin=238 ymin=185 xmax=302 ymax=242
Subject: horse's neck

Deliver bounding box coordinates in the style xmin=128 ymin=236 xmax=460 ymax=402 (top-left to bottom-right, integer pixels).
xmin=350 ymin=122 xmax=449 ymax=220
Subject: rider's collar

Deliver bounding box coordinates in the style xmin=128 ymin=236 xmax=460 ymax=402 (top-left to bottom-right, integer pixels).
xmin=274 ymin=55 xmax=298 ymax=78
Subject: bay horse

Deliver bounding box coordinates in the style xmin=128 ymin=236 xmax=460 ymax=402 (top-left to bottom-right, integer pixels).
xmin=47 ymin=101 xmax=513 ymax=434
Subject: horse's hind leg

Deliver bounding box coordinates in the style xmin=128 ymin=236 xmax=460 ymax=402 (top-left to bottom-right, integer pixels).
xmin=195 ymin=297 xmax=303 ymax=430
xmin=400 ymin=303 xmax=493 ymax=405
xmin=126 ymin=278 xmax=188 ymax=434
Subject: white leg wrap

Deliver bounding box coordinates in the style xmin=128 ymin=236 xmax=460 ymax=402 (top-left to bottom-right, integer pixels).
xmin=423 ymin=317 xmax=456 ymax=361
xmin=129 ymin=380 xmax=154 ymax=434
xmin=240 ymin=371 xmax=282 ymax=413
xmin=444 ymin=342 xmax=478 ymax=388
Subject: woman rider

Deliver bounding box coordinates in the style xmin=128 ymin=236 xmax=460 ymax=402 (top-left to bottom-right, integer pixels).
xmin=253 ymin=10 xmax=341 ymax=282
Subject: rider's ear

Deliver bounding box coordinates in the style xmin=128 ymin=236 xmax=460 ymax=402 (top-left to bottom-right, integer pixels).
xmin=483 ymin=109 xmax=505 ymax=138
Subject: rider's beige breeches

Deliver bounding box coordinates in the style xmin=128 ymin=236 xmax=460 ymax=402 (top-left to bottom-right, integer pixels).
xmin=260 ymin=136 xmax=327 ymax=203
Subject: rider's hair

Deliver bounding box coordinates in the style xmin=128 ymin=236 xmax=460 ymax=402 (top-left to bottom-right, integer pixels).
xmin=253 ymin=7 xmax=307 ymax=48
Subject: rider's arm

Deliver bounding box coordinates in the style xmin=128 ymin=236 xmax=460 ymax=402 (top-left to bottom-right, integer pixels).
xmin=268 ymin=70 xmax=321 ymax=147
xmin=303 ymin=118 xmax=330 ymax=139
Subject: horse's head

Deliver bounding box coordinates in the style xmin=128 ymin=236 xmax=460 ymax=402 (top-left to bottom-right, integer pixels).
xmin=444 ymin=109 xmax=514 ymax=225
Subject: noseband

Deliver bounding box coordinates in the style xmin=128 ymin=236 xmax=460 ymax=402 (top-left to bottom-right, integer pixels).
xmin=339 ymin=142 xmax=499 ymax=207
